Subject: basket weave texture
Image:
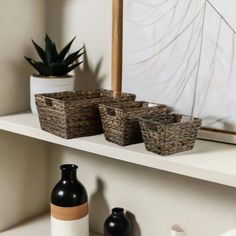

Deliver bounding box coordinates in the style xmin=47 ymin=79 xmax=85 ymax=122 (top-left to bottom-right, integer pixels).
xmin=99 ymin=101 xmax=167 ymax=146
xmin=139 ymin=114 xmax=202 ymax=156
xmin=35 ymin=89 xmax=136 ymax=139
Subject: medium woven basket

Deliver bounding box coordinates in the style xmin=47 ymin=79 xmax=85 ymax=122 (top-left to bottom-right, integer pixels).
xmin=139 ymin=114 xmax=202 ymax=156
xmin=35 ymin=89 xmax=136 ymax=139
xmin=99 ymin=101 xmax=167 ymax=146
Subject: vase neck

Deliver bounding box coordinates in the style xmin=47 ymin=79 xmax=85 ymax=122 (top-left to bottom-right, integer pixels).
xmin=112 ymin=208 xmax=125 ymax=216
xmin=60 ymin=164 xmax=78 ymax=181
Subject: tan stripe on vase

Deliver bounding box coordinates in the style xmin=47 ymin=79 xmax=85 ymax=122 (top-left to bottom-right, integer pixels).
xmin=51 ymin=202 xmax=89 ymax=221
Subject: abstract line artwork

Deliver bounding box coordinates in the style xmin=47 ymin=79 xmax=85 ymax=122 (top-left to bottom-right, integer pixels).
xmin=123 ymin=0 xmax=236 ymax=136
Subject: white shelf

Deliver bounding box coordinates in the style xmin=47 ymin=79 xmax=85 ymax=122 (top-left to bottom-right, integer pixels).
xmin=0 ymin=112 xmax=236 ymax=188
xmin=1 ymin=214 xmax=101 ymax=236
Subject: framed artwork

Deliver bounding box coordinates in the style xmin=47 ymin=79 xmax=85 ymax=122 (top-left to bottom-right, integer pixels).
xmin=120 ymin=0 xmax=236 ymax=144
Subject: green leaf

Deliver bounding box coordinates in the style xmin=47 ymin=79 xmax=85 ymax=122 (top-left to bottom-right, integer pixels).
xmin=50 ymin=63 xmax=66 ymax=76
xmin=49 ymin=61 xmax=83 ymax=76
xmin=58 ymin=36 xmax=76 ymax=61
xmin=25 ymin=35 xmax=83 ymax=76
xmin=32 ymin=40 xmax=47 ymax=63
xmin=45 ymin=34 xmax=58 ymax=64
xmin=52 ymin=42 xmax=59 ymax=62
xmin=63 ymin=61 xmax=83 ymax=74
xmin=63 ymin=48 xmax=85 ymax=66
xmin=25 ymin=57 xmax=52 ymax=76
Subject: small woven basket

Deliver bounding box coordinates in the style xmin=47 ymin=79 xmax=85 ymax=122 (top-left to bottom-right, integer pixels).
xmin=99 ymin=101 xmax=167 ymax=146
xmin=139 ymin=114 xmax=202 ymax=156
xmin=35 ymin=89 xmax=136 ymax=139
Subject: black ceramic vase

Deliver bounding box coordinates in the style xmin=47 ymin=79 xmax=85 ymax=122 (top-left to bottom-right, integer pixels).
xmin=104 ymin=208 xmax=131 ymax=236
xmin=51 ymin=164 xmax=89 ymax=236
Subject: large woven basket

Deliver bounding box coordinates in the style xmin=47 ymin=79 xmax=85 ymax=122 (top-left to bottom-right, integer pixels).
xmin=99 ymin=101 xmax=167 ymax=146
xmin=139 ymin=114 xmax=202 ymax=156
xmin=35 ymin=89 xmax=136 ymax=139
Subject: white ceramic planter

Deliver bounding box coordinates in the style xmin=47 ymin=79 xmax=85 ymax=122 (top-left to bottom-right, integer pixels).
xmin=30 ymin=75 xmax=75 ymax=115
xmin=170 ymin=224 xmax=187 ymax=236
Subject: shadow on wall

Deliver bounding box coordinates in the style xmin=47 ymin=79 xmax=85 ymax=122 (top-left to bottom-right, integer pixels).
xmin=126 ymin=211 xmax=142 ymax=236
xmin=75 ymin=51 xmax=106 ymax=90
xmin=90 ymin=177 xmax=110 ymax=234
xmin=89 ymin=177 xmax=142 ymax=235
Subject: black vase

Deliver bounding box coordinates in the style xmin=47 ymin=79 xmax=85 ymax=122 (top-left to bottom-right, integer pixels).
xmin=51 ymin=164 xmax=89 ymax=236
xmin=104 ymin=208 xmax=131 ymax=236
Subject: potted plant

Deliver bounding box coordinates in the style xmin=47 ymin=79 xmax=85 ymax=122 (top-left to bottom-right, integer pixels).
xmin=25 ymin=35 xmax=84 ymax=114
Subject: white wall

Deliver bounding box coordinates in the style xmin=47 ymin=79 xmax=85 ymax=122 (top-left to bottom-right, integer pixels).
xmin=0 ymin=131 xmax=49 ymax=231
xmin=46 ymin=0 xmax=112 ymax=90
xmin=0 ymin=0 xmax=46 ymax=115
xmin=0 ymin=1 xmax=49 ymax=231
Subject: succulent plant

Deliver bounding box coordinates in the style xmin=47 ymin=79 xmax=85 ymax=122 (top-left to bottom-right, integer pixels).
xmin=25 ymin=35 xmax=84 ymax=76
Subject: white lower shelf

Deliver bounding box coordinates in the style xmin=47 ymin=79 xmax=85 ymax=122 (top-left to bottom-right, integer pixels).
xmin=1 ymin=214 xmax=101 ymax=236
xmin=0 ymin=112 xmax=236 ymax=188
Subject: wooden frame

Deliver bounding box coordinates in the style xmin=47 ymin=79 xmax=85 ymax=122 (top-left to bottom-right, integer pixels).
xmin=198 ymin=128 xmax=236 ymax=144
xmin=112 ymin=0 xmax=123 ymax=98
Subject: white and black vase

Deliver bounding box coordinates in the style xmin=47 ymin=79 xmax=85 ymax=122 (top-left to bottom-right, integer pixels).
xmin=51 ymin=164 xmax=89 ymax=236
xmin=104 ymin=208 xmax=131 ymax=236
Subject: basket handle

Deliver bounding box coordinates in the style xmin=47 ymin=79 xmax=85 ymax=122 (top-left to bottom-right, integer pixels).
xmin=141 ymin=119 xmax=159 ymax=132
xmin=99 ymin=104 xmax=122 ymax=116
xmin=45 ymin=98 xmax=53 ymax=107
xmin=105 ymin=107 xmax=116 ymax=116
xmin=99 ymin=104 xmax=116 ymax=116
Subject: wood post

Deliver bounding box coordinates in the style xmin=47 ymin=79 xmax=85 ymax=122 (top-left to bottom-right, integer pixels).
xmin=112 ymin=0 xmax=123 ymax=98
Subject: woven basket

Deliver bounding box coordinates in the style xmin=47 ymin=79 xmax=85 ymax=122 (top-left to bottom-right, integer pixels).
xmin=139 ymin=114 xmax=202 ymax=156
xmin=99 ymin=101 xmax=167 ymax=146
xmin=35 ymin=89 xmax=136 ymax=139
